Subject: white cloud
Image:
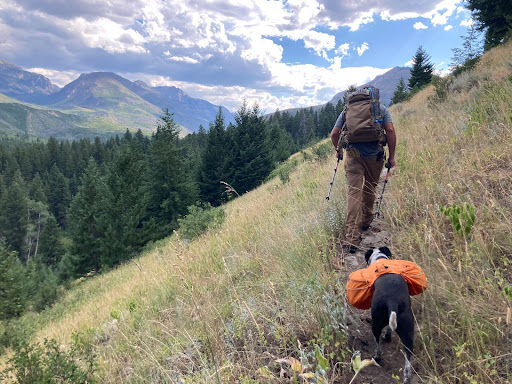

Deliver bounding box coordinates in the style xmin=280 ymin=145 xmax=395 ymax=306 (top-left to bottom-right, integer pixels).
xmin=414 ymin=22 xmax=428 ymax=30
xmin=141 ymin=1 xmax=172 ymax=43
xmin=404 ymin=59 xmax=414 ymax=66
xmin=356 ymin=42 xmax=369 ymax=56
xmin=425 ymin=0 xmax=459 ymax=26
xmin=241 ymin=36 xmax=283 ymax=67
xmin=345 ymin=11 xmax=375 ymax=32
xmin=460 ymin=18 xmax=473 ymax=27
xmin=285 ymin=0 xmax=323 ymax=26
xmin=444 ymin=25 xmax=453 ymax=30
xmin=69 ymin=17 xmax=148 ymax=54
xmin=302 ymin=30 xmax=336 ymax=57
xmin=336 ymin=43 xmax=350 ymax=57
xmin=163 ymin=52 xmax=199 ymax=64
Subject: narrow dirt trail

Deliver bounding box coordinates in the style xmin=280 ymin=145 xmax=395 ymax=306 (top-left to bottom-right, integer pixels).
xmin=333 ymin=168 xmax=421 ymax=384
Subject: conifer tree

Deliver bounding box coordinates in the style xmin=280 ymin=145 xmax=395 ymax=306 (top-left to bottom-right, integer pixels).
xmin=46 ymin=137 xmax=60 ymax=168
xmin=47 ymin=165 xmax=71 ymax=228
xmin=100 ymin=139 xmax=150 ymax=267
xmin=147 ymin=110 xmax=197 ymax=238
xmin=335 ymin=99 xmax=345 ymax=116
xmin=466 ymin=0 xmax=512 ymax=50
xmin=408 ymin=46 xmax=434 ymax=91
xmin=38 ymin=215 xmax=65 ymax=267
xmin=391 ymin=77 xmax=410 ymax=105
xmin=68 ymin=159 xmax=106 ymax=274
xmin=0 ymin=172 xmax=28 ymax=258
xmin=267 ymin=121 xmax=294 ymax=164
xmin=29 ymin=173 xmax=48 ymax=204
xmin=0 ymin=240 xmax=26 ymax=319
xmin=230 ymin=102 xmax=273 ymax=194
xmin=318 ymin=102 xmax=337 ymax=138
xmin=299 ymin=110 xmax=316 ymax=145
xmin=199 ymin=108 xmax=229 ymax=205
xmin=25 ymin=258 xmax=59 ymax=312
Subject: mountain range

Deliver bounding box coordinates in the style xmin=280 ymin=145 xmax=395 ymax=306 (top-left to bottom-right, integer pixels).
xmin=0 ymin=60 xmax=234 ymax=140
xmin=0 ymin=59 xmax=411 ymax=140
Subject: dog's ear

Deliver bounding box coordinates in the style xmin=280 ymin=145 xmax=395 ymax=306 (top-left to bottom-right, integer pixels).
xmin=364 ymin=249 xmax=373 ymax=264
xmin=380 ymin=246 xmax=392 ymax=258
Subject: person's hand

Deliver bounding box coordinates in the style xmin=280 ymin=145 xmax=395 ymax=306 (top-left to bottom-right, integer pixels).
xmin=386 ymin=158 xmax=396 ymax=168
xmin=336 ymin=150 xmax=342 ymax=159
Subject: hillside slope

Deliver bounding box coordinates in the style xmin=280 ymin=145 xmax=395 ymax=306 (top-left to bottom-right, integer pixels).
xmin=0 ymin=102 xmax=110 ymax=140
xmin=1 ymin=41 xmax=511 ymax=383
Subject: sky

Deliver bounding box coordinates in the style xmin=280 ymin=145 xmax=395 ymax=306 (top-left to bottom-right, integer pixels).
xmin=0 ymin=0 xmax=475 ymax=113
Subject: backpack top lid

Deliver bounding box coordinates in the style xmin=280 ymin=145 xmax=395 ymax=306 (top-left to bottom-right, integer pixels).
xmin=345 ymin=85 xmax=380 ymax=104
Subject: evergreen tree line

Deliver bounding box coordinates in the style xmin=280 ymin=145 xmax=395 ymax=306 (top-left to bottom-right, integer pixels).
xmin=0 ymin=101 xmax=342 ymax=321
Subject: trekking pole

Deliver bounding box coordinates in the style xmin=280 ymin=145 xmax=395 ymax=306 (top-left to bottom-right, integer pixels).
xmin=326 ymin=156 xmax=340 ymax=202
xmin=375 ymin=163 xmax=391 ymax=218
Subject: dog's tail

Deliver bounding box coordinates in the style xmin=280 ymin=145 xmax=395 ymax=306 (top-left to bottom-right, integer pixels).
xmin=389 ymin=311 xmax=397 ymax=332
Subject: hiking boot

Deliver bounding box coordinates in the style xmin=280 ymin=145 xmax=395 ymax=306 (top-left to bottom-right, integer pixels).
xmin=342 ymin=245 xmax=357 ymax=254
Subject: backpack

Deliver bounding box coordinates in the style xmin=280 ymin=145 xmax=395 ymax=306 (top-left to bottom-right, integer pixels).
xmin=339 ymin=86 xmax=386 ymax=149
xmin=346 ymin=259 xmax=428 ymax=310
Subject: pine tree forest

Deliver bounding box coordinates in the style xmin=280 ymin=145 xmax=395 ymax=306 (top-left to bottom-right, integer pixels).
xmin=0 ymin=101 xmax=343 ymax=322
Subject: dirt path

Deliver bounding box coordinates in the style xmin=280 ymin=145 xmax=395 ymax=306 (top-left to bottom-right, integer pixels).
xmin=333 ymin=168 xmax=421 ymax=384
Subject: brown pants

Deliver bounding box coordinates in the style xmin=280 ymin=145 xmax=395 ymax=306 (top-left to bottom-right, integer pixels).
xmin=344 ymin=155 xmax=384 ymax=246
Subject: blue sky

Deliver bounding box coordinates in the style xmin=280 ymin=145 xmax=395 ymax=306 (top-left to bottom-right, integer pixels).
xmin=0 ymin=0 xmax=475 ymax=113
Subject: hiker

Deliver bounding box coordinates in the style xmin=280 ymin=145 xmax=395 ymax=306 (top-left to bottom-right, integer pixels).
xmin=330 ymin=86 xmax=396 ymax=254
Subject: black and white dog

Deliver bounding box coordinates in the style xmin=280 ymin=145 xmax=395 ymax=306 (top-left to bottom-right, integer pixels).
xmin=365 ymin=246 xmax=414 ymax=384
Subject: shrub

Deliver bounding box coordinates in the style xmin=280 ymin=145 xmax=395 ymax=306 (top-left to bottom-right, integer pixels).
xmin=177 ymin=203 xmax=226 ymax=240
xmin=0 ymin=337 xmax=96 ymax=383
xmin=267 ymin=158 xmax=299 ymax=184
xmin=428 ymin=76 xmax=451 ymax=107
xmin=312 ymin=141 xmax=332 ymax=161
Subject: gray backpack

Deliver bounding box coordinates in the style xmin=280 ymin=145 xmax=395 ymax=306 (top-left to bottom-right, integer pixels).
xmin=339 ymin=86 xmax=386 ymax=148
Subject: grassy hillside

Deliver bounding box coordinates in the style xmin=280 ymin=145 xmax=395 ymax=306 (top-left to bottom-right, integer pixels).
xmin=1 ymin=41 xmax=511 ymax=383
xmin=0 ymin=102 xmax=124 ymax=140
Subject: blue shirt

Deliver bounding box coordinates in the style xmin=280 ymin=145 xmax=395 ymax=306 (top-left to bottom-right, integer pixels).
xmin=334 ymin=104 xmax=392 ymax=158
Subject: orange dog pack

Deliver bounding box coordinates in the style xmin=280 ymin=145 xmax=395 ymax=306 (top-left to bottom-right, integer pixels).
xmin=346 ymin=259 xmax=428 ymax=310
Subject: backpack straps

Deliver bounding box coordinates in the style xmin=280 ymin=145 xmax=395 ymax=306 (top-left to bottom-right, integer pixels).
xmin=368 ymin=87 xmax=383 ymax=124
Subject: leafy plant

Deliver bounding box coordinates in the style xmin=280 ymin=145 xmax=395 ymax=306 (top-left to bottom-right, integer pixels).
xmin=440 ymin=203 xmax=476 ymax=238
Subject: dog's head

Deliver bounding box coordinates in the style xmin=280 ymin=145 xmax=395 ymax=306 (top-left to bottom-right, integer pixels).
xmin=365 ymin=246 xmax=392 ymax=266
